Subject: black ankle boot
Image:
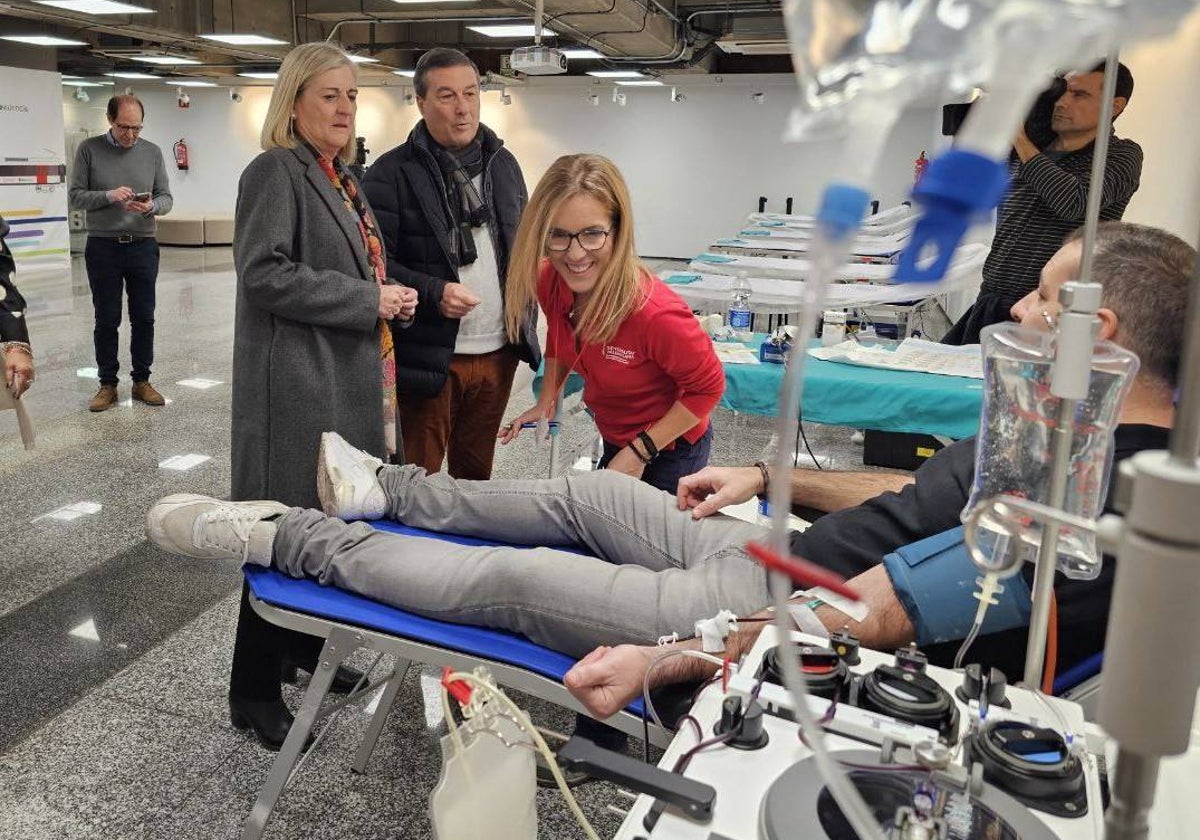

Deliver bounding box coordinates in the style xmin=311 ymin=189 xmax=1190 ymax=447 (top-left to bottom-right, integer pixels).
xmin=282 ymin=661 xmax=366 ymax=695
xmin=229 ymin=696 xmax=314 ymax=752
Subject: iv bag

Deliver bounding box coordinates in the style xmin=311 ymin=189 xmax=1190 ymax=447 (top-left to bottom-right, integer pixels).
xmin=963 ymin=323 xmax=1138 ymax=580
xmin=782 ymin=0 xmax=1002 ymax=141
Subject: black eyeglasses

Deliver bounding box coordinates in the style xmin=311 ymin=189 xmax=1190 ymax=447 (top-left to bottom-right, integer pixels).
xmin=113 ymin=123 xmax=143 ymax=134
xmin=546 ymin=228 xmax=612 ymax=253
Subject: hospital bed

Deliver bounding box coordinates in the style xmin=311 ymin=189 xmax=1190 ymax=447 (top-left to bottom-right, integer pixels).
xmin=237 ymin=518 xmax=673 ymax=840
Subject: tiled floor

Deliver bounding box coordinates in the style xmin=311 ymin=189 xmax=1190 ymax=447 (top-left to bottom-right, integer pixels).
xmin=0 ymin=248 xmax=872 ymax=839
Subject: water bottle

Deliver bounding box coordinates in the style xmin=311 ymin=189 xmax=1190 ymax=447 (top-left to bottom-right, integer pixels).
xmin=728 ymin=272 xmax=753 ymax=340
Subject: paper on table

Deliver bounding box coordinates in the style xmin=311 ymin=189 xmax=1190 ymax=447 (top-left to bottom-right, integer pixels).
xmin=808 ymin=337 xmax=983 ymax=379
xmin=712 ymin=343 xmax=760 ymax=365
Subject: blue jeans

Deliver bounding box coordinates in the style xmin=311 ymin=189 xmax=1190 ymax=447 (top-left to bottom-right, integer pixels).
xmin=598 ymin=423 xmax=714 ymax=494
xmin=84 ymin=236 xmax=159 ymax=385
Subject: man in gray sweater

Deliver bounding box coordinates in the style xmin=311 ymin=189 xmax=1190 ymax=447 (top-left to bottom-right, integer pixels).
xmin=69 ymin=94 xmax=173 ymax=412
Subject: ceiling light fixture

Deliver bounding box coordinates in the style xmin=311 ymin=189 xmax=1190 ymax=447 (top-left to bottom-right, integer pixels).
xmin=62 ymin=78 xmax=114 ymax=87
xmin=561 ymin=48 xmax=603 ymax=60
xmin=348 ymin=55 xmax=379 ymax=64
xmin=201 ymin=34 xmax=287 ymax=46
xmin=132 ymin=54 xmax=201 ymax=65
xmin=1 ymin=35 xmax=88 ymax=47
xmin=34 ymin=0 xmax=152 ymax=13
xmin=167 ymin=79 xmax=218 ymax=87
xmin=104 ymin=71 xmax=160 ymax=79
xmin=586 ymin=70 xmax=643 ymax=79
xmin=467 ymin=24 xmax=556 ymax=38
xmin=237 ymin=71 xmax=279 ymax=80
xmin=615 ymin=80 xmax=664 ymax=87
xmin=392 ymin=69 xmax=416 ymax=78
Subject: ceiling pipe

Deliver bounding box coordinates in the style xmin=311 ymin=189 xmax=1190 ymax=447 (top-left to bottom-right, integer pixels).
xmin=604 ymin=4 xmax=782 ymax=64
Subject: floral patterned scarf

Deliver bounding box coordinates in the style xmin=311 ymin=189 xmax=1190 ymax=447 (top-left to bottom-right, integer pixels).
xmin=313 ymin=150 xmax=398 ymax=458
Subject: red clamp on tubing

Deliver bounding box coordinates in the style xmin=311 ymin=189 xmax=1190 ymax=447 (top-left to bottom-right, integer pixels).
xmin=744 ymin=541 xmax=861 ymax=603
xmin=441 ymin=666 xmax=472 ymax=706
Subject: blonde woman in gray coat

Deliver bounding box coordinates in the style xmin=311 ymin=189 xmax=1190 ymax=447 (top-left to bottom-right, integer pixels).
xmin=227 ymin=42 xmax=417 ymax=750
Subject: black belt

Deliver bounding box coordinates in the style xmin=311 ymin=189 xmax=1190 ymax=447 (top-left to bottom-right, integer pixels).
xmin=90 ymin=234 xmax=154 ymax=244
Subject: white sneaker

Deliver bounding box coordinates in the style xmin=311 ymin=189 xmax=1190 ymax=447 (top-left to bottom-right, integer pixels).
xmin=146 ymin=494 xmax=288 ymax=566
xmin=317 ymin=431 xmax=387 ymax=521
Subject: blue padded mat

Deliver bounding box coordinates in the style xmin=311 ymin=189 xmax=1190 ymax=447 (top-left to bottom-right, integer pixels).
xmin=244 ymin=519 xmax=646 ymax=716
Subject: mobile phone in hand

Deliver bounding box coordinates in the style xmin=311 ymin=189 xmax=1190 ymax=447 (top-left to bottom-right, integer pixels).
xmin=134 ymin=192 xmax=151 ymax=202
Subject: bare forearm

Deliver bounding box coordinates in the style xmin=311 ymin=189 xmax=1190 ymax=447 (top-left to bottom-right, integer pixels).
xmin=538 ymin=357 xmax=570 ymax=409
xmin=814 ymin=564 xmax=915 ymax=649
xmin=788 ymin=468 xmax=913 ymax=513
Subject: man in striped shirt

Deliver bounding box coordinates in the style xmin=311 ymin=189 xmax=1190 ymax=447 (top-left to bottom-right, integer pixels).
xmin=944 ymin=63 xmax=1142 ymax=345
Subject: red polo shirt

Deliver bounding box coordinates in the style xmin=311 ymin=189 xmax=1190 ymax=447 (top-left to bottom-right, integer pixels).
xmin=538 ymin=261 xmax=725 ymax=447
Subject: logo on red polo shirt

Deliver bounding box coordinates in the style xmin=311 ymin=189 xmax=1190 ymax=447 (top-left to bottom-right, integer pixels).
xmin=602 ymin=344 xmax=636 ymax=364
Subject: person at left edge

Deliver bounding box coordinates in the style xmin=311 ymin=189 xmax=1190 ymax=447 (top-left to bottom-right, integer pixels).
xmin=226 ymin=42 xmax=418 ymax=752
xmin=69 ymin=94 xmax=173 ymax=412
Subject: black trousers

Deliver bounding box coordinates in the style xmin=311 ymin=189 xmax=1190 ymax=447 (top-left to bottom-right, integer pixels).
xmin=84 ymin=236 xmax=159 ymax=385
xmin=230 ymin=582 xmax=326 ymax=700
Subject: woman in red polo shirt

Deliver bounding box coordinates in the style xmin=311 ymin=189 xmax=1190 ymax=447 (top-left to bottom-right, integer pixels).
xmin=499 ymin=153 xmax=725 ymax=493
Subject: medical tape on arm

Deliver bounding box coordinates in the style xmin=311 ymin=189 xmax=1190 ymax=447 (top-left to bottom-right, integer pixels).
xmin=693 ymin=609 xmax=739 ymax=652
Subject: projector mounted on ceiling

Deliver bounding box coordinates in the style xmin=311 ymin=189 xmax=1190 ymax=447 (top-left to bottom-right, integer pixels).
xmin=509 ymin=45 xmax=567 ymax=75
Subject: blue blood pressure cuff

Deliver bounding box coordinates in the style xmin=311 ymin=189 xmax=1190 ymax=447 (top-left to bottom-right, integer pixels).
xmin=882 ymin=526 xmax=1033 ymax=646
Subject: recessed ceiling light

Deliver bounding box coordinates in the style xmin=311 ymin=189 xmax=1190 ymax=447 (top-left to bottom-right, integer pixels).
xmin=237 ymin=71 xmax=279 ymax=80
xmin=132 ymin=54 xmax=201 ymax=65
xmin=615 ymin=80 xmax=664 ymax=87
xmin=348 ymin=55 xmax=379 ymax=64
xmin=1 ymin=35 xmax=88 ymax=47
xmin=587 ymin=70 xmax=644 ymax=79
xmin=466 ymin=24 xmax=556 ymax=38
xmin=561 ymin=48 xmax=603 ymax=59
xmin=104 ymin=71 xmax=160 ymax=79
xmin=34 ymin=0 xmax=152 ymax=13
xmin=167 ymin=79 xmax=218 ymax=87
xmin=201 ymin=34 xmax=288 ymax=46
xmin=62 ymin=79 xmax=114 ymax=87
xmin=392 ymin=69 xmax=416 ymax=78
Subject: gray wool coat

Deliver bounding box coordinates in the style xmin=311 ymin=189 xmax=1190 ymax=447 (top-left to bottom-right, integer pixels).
xmin=231 ymin=144 xmax=403 ymax=508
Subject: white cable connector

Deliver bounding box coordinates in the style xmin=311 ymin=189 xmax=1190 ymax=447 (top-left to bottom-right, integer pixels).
xmin=694 ymin=609 xmax=738 ymax=652
xmin=656 ymin=631 xmax=679 ymax=646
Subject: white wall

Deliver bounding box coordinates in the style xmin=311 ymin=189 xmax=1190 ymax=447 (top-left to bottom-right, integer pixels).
xmin=61 ymin=76 xmax=941 ymax=258
xmin=1119 ymin=4 xmax=1200 ymax=246
xmin=49 ymin=3 xmax=1200 ymax=255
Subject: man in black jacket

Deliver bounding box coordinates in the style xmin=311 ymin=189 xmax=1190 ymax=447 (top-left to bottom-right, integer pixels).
xmin=363 ymin=48 xmax=540 ymax=478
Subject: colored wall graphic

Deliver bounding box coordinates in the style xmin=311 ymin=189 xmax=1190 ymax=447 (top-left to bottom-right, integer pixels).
xmin=0 ymin=67 xmax=70 ymax=276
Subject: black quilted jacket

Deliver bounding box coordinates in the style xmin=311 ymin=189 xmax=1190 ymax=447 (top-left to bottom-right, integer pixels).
xmin=362 ymin=122 xmax=540 ymax=397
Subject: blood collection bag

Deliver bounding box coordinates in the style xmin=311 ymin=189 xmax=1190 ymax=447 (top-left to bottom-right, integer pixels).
xmin=429 ymin=695 xmax=537 ymax=840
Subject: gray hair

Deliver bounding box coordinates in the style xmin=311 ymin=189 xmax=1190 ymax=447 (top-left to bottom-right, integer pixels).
xmin=414 ymin=48 xmax=479 ymax=98
xmin=1068 ymin=222 xmax=1195 ymax=388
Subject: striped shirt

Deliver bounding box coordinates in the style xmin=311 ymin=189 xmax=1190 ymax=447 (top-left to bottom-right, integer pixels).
xmin=980 ymin=132 xmax=1143 ymax=304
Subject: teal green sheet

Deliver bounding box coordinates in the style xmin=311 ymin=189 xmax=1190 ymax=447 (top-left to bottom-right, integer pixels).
xmin=532 ymin=338 xmax=983 ymax=440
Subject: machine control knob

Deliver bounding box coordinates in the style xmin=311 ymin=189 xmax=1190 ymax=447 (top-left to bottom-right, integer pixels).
xmin=956 ymin=663 xmax=1012 ymax=708
xmin=894 ymin=643 xmax=928 ymax=673
xmin=829 ymin=629 xmax=861 ymax=665
xmin=713 ymin=695 xmax=769 ymax=750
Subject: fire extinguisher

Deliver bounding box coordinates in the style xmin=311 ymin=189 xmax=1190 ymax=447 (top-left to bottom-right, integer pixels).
xmin=913 ymin=150 xmax=929 ymax=186
xmin=173 ymin=139 xmax=189 ymax=172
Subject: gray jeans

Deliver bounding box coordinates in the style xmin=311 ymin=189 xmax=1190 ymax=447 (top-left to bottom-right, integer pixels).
xmin=272 ymin=467 xmax=772 ymax=658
